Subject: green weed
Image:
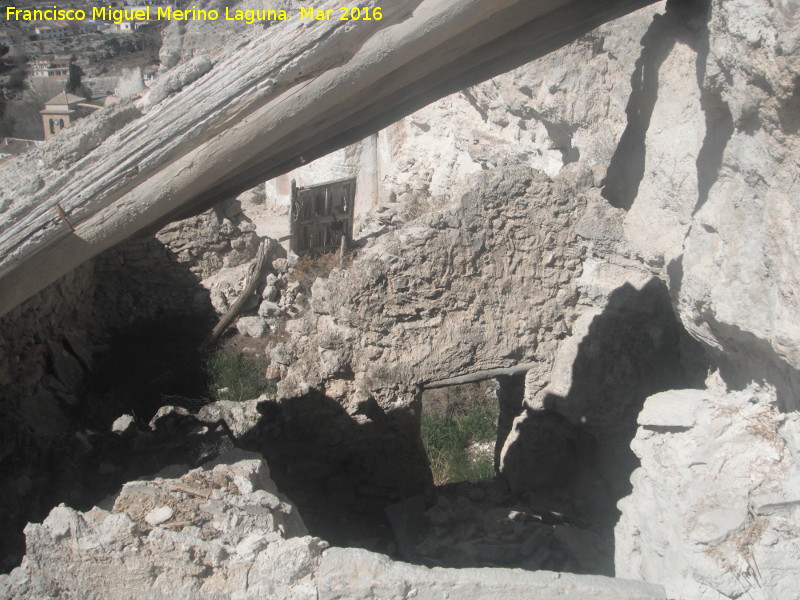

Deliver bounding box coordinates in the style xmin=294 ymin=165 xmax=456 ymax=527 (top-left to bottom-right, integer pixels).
xmin=206 ymin=346 xmax=274 ymax=402
xmin=420 ymin=383 xmax=497 ymax=485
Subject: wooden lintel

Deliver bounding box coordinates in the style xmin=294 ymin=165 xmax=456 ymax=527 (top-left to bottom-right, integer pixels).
xmin=422 ymin=361 xmax=538 ymax=389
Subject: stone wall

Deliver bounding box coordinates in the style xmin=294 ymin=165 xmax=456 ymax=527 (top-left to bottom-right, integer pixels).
xmin=0 ymin=450 xmax=667 ymax=600
xmin=0 ymin=262 xmax=96 ymax=570
xmin=92 ymin=199 xmax=260 ymax=328
xmin=0 ymin=198 xmax=263 ymax=570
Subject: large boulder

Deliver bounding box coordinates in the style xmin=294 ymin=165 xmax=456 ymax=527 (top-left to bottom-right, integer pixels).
xmin=616 ymin=383 xmax=800 ymax=599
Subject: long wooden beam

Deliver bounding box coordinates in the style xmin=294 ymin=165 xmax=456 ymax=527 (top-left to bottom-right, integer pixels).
xmin=422 ymin=362 xmax=538 ymax=390
xmin=0 ymin=0 xmax=658 ymax=317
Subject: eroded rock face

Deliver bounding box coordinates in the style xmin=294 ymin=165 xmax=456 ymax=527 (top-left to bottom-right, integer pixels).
xmin=281 ymin=164 xmax=601 ymax=394
xmin=616 ymin=383 xmax=800 ymax=600
xmin=670 ymin=0 xmax=800 ymax=413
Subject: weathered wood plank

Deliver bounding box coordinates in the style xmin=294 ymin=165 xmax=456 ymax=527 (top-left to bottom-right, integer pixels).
xmin=422 ymin=362 xmax=539 ymax=389
xmin=0 ymin=0 xmax=391 ymax=265
xmin=199 ymin=238 xmax=278 ymax=351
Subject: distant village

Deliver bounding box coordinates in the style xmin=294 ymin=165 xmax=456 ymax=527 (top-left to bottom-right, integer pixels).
xmin=0 ymin=0 xmax=177 ymax=43
xmin=1 ymin=0 xmax=171 ymax=162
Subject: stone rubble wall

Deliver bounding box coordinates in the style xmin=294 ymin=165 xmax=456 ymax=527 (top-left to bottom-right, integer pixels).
xmin=280 ymin=164 xmax=603 ymax=395
xmin=0 ymin=261 xmax=96 ymax=568
xmin=0 ymin=450 xmax=666 ymax=600
xmin=92 ymin=198 xmax=262 ymax=328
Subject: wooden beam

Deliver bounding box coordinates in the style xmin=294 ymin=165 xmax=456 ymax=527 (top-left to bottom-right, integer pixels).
xmin=423 ymin=362 xmax=538 ymax=389
xmin=198 ymin=238 xmax=278 ymax=352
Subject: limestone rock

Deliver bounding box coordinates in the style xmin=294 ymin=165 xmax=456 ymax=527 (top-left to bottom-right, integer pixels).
xmin=261 ymin=285 xmax=279 ymax=302
xmin=149 ymin=405 xmax=192 ymax=432
xmin=258 ymin=301 xmax=281 ymax=317
xmin=196 ymin=399 xmax=264 ymax=439
xmin=635 ymin=390 xmax=703 ymax=429
xmin=236 ymin=316 xmax=269 ymax=338
xmin=0 ymin=450 xmax=316 ymax=600
xmin=144 ymin=506 xmax=174 ymax=526
xmin=317 ymin=547 xmax=665 ymax=600
xmin=111 ymin=414 xmax=136 ymax=435
xmin=616 ymin=385 xmax=800 ymax=600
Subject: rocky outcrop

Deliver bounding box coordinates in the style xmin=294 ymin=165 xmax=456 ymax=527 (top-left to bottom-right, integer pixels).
xmin=272 ymin=0 xmax=800 ymax=594
xmin=616 ymin=383 xmax=800 ymax=600
xmin=0 ymin=450 xmax=322 ymax=600
xmin=666 ymin=0 xmax=800 ymax=413
xmin=0 ymin=450 xmax=666 ymax=600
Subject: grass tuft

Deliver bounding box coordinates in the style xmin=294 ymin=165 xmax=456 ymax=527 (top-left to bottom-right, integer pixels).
xmin=206 ymin=346 xmax=274 ymax=402
xmin=421 ymin=383 xmax=497 ymax=485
